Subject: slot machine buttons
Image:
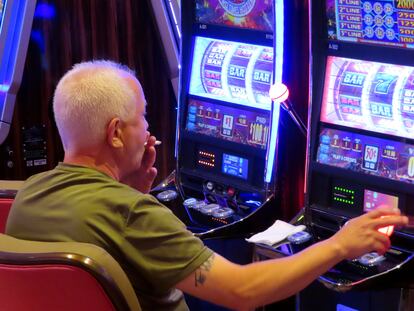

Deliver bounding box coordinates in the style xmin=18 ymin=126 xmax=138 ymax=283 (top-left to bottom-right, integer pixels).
xmin=287 ymin=231 xmax=312 ymax=254
xmin=205 ymin=181 xmax=215 ymax=192
xmin=183 ymin=197 xmax=198 ymax=209
xmin=287 ymin=231 xmax=311 ymax=244
xmin=200 ymin=203 xmax=220 ymax=215
xmin=212 ymin=207 xmax=234 ymax=219
xmin=205 ymin=193 xmax=217 ymax=203
xmin=192 ymin=200 xmax=207 ymax=211
xmin=215 ymin=184 xmax=224 ymax=193
xmin=357 ymin=252 xmax=386 ymax=266
xmin=156 ymin=190 xmax=178 ymax=202
xmin=227 ymin=186 xmax=236 ymax=197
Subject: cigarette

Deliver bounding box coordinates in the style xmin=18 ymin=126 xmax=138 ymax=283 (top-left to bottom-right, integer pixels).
xmin=144 ymin=140 xmax=162 ymax=146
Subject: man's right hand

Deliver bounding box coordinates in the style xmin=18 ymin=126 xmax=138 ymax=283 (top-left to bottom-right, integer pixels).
xmin=328 ymin=207 xmax=408 ymax=260
xmin=121 ymin=135 xmax=158 ymax=193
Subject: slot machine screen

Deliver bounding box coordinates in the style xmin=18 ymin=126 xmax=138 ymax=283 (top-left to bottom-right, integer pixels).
xmin=363 ymin=189 xmax=399 ymax=212
xmin=326 ymin=0 xmax=414 ymax=48
xmin=195 ymin=0 xmax=273 ymax=32
xmin=321 ymin=56 xmax=414 ymax=139
xmin=317 ymin=56 xmax=414 ymax=185
xmin=189 ymin=36 xmax=273 ymax=110
xmin=186 ymin=98 xmax=270 ymax=148
xmin=222 ymin=153 xmax=249 ymax=179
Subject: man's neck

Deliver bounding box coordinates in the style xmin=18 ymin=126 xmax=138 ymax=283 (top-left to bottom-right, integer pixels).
xmin=63 ymin=154 xmax=120 ymax=181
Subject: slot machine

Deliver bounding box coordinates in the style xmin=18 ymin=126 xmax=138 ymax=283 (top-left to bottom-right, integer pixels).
xmin=297 ymin=0 xmax=414 ymax=309
xmin=152 ymin=0 xmax=291 ymax=238
xmin=0 ymin=0 xmax=36 ymax=144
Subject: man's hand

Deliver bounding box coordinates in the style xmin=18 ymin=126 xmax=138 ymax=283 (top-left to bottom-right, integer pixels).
xmin=121 ymin=135 xmax=158 ymax=193
xmin=329 ymin=207 xmax=408 ymax=260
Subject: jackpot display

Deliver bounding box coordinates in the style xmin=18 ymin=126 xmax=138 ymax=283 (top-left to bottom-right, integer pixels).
xmin=195 ymin=0 xmax=273 ymax=32
xmin=186 ymin=98 xmax=270 ymax=148
xmin=327 ymin=0 xmax=414 ymax=48
xmin=317 ymin=127 xmax=414 ymax=184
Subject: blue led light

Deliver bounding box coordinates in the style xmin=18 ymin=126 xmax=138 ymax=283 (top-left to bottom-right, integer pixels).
xmin=265 ymin=102 xmax=281 ymax=183
xmin=265 ymin=0 xmax=284 ymax=183
xmin=0 ymin=84 xmax=9 ymax=92
xmin=34 ymin=3 xmax=56 ymax=20
xmin=167 ymin=0 xmax=181 ymax=40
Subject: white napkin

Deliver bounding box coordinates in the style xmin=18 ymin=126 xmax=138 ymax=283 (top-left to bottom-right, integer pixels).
xmin=246 ymin=220 xmax=306 ymax=246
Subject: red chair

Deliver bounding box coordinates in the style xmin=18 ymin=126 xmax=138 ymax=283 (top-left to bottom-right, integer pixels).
xmin=0 ymin=234 xmax=141 ymax=311
xmin=0 ymin=198 xmax=13 ymax=233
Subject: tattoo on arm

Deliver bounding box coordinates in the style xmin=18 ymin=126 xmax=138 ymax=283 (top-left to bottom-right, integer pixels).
xmin=195 ymin=253 xmax=215 ymax=287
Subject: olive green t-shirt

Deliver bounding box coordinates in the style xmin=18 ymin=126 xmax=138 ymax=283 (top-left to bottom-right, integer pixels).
xmin=6 ymin=163 xmax=213 ymax=311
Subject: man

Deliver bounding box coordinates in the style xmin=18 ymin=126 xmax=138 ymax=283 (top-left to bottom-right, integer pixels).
xmin=6 ymin=61 xmax=408 ymax=311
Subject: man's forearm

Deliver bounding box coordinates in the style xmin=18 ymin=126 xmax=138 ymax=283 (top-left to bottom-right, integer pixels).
xmin=178 ymin=239 xmax=344 ymax=310
xmin=233 ymin=239 xmax=344 ymax=308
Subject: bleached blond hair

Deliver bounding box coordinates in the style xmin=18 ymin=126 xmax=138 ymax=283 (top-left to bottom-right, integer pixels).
xmin=53 ymin=60 xmax=139 ymax=151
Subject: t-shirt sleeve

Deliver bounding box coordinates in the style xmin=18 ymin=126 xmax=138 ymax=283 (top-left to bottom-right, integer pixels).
xmin=120 ymin=194 xmax=213 ymax=292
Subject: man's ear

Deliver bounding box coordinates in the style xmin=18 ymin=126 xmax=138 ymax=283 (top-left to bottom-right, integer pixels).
xmin=107 ymin=118 xmax=124 ymax=148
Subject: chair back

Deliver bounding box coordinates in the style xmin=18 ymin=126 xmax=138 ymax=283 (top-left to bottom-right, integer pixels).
xmin=0 ymin=234 xmax=141 ymax=311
